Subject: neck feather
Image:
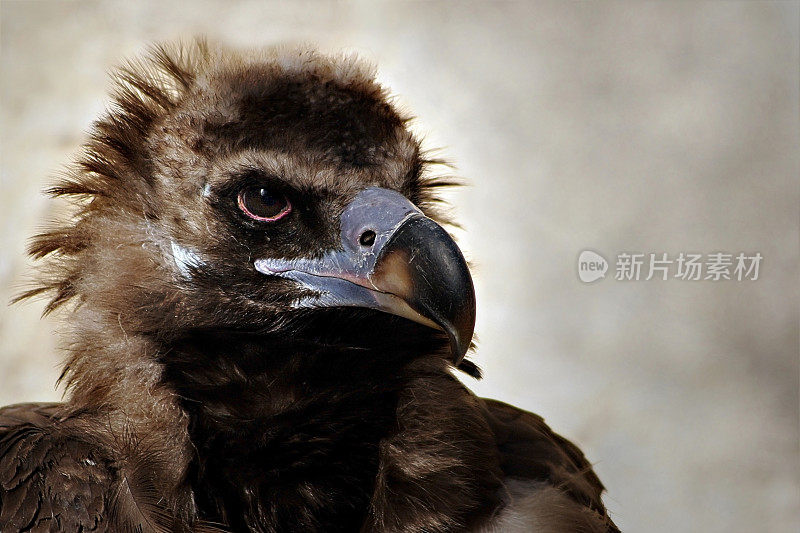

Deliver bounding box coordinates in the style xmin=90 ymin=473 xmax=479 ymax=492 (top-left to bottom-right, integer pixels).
xmin=156 ymin=321 xmax=452 ymax=530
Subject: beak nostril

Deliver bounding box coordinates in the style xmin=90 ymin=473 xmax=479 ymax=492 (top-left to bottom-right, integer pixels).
xmin=359 ymin=230 xmax=376 ymax=247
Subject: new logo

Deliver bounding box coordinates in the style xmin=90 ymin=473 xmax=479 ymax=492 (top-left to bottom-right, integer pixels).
xmin=578 ymin=250 xmax=608 ymax=283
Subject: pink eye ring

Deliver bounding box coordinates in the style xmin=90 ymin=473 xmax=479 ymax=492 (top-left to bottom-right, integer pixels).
xmin=238 ymin=187 xmax=292 ymax=222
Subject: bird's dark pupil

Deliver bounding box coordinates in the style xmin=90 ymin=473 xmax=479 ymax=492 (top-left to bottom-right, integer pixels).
xmin=246 ymin=188 xmax=283 ymax=218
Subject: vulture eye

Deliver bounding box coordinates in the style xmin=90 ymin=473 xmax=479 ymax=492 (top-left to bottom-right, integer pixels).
xmin=238 ymin=187 xmax=292 ymax=222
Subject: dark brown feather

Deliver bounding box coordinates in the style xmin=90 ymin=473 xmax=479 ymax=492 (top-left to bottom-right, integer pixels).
xmin=482 ymin=399 xmax=619 ymax=532
xmin=0 ymin=403 xmax=227 ymax=532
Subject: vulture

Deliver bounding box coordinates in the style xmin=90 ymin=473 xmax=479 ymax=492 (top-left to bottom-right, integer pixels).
xmin=0 ymin=41 xmax=618 ymax=532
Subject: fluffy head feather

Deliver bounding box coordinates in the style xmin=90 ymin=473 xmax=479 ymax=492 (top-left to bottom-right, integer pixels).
xmin=19 ymin=39 xmax=466 ymax=377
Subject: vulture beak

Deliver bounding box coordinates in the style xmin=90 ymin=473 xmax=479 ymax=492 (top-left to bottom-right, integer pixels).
xmin=255 ymin=187 xmax=476 ymax=364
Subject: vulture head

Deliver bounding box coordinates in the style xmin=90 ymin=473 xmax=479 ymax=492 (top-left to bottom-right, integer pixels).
xmin=27 ymin=40 xmax=477 ymax=383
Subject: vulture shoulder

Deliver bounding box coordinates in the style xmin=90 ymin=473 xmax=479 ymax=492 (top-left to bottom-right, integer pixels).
xmin=0 ymin=403 xmax=206 ymax=533
xmin=0 ymin=402 xmax=113 ymax=531
xmin=481 ymin=399 xmax=619 ymax=533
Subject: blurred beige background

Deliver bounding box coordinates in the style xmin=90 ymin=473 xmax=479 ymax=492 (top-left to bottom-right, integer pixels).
xmin=1 ymin=1 xmax=798 ymax=531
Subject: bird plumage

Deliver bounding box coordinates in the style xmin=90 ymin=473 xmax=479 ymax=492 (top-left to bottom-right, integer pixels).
xmin=0 ymin=40 xmax=618 ymax=532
